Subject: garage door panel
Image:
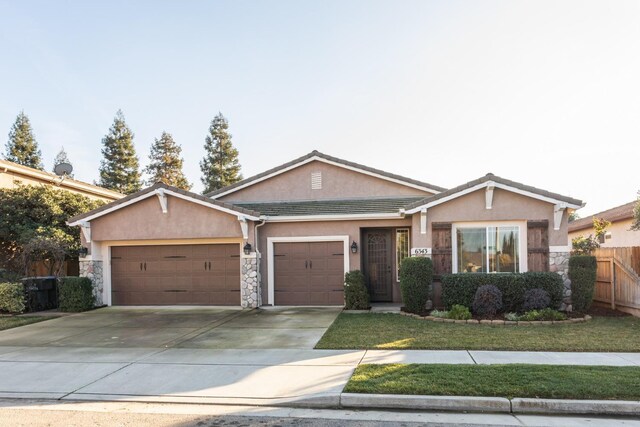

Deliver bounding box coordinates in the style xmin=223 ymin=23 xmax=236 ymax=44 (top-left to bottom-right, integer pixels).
xmin=274 ymin=241 xmax=344 ymax=306
xmin=111 ymin=244 xmax=240 ymax=306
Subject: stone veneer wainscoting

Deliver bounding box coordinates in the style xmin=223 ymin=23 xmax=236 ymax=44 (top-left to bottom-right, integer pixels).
xmin=549 ymin=251 xmax=572 ymax=312
xmin=79 ymin=259 xmax=104 ymax=306
xmin=241 ymin=255 xmax=260 ymax=308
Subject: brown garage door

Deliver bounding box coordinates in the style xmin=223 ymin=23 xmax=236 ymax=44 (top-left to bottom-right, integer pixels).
xmin=274 ymin=241 xmax=344 ymax=305
xmin=111 ymin=244 xmax=240 ymax=305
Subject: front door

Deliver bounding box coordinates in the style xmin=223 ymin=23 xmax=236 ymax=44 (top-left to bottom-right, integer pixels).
xmin=362 ymin=229 xmax=393 ymax=302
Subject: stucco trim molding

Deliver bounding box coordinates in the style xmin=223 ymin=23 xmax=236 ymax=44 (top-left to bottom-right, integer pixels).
xmin=266 ymin=235 xmax=349 ymax=306
xmin=264 ymin=212 xmax=405 ymax=222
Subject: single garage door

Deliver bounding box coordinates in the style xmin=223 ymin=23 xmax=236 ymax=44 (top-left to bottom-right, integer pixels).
xmin=273 ymin=241 xmax=344 ymax=305
xmin=111 ymin=244 xmax=240 ymax=305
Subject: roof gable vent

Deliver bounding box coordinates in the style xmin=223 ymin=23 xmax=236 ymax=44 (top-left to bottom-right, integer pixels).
xmin=311 ymin=172 xmax=322 ymax=190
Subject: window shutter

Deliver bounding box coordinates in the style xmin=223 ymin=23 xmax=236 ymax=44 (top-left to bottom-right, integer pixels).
xmin=432 ymin=222 xmax=452 ymax=276
xmin=527 ymin=220 xmax=549 ymax=272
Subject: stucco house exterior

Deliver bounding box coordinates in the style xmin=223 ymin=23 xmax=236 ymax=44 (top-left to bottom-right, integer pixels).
xmin=68 ymin=150 xmax=582 ymax=308
xmin=0 ymin=158 xmax=123 ymax=202
xmin=568 ymin=201 xmax=639 ymax=248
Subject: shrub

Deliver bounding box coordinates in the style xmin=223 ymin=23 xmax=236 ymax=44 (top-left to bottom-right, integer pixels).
xmin=522 ymin=288 xmax=551 ymax=311
xmin=520 ymin=308 xmax=567 ymax=321
xmin=569 ymin=255 xmax=597 ymax=312
xmin=441 ymin=272 xmax=563 ymax=312
xmin=58 ymin=277 xmax=94 ymax=312
xmin=0 ymin=282 xmax=25 ymax=313
xmin=430 ymin=309 xmax=448 ymax=318
xmin=472 ymin=285 xmax=503 ymax=317
xmin=399 ymin=257 xmax=433 ymax=314
xmin=448 ymin=304 xmax=472 ymax=320
xmin=344 ymin=270 xmax=370 ymax=310
xmin=505 ymin=312 xmax=520 ymax=321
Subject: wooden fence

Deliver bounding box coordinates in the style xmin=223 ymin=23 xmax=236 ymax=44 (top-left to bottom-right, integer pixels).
xmin=594 ymin=247 xmax=640 ymax=316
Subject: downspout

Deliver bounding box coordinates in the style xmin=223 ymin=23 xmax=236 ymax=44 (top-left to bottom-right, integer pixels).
xmin=254 ymin=216 xmax=268 ymax=305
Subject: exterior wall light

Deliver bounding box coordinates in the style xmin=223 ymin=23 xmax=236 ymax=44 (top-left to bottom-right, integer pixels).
xmin=350 ymin=241 xmax=358 ymax=254
xmin=243 ymin=242 xmax=252 ymax=255
xmin=78 ymin=247 xmax=89 ymax=258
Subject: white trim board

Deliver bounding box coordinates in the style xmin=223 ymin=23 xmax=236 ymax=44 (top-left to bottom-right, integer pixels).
xmin=210 ymin=155 xmax=442 ymax=199
xmin=266 ymin=235 xmax=350 ymax=306
xmin=406 ymin=181 xmax=582 ymax=214
xmin=264 ymin=212 xmax=405 ymax=222
xmin=68 ymin=188 xmax=260 ymax=226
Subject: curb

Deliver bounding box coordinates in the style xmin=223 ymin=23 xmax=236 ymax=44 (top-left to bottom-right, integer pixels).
xmin=340 ymin=393 xmax=640 ymax=416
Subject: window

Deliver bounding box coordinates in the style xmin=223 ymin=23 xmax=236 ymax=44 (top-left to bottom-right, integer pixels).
xmin=455 ymin=225 xmax=520 ymax=273
xmin=396 ymin=228 xmax=410 ymax=281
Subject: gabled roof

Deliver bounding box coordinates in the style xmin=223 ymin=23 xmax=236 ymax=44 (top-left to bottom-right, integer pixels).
xmin=568 ymin=200 xmax=637 ymax=232
xmin=68 ymin=182 xmax=261 ymax=226
xmin=206 ymin=150 xmax=446 ymax=199
xmin=236 ymin=196 xmax=424 ymax=217
xmin=0 ymin=159 xmax=123 ymax=201
xmin=405 ymin=173 xmax=583 ymax=213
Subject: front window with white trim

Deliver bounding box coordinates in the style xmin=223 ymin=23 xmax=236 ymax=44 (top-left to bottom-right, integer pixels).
xmin=454 ymin=224 xmax=523 ymax=273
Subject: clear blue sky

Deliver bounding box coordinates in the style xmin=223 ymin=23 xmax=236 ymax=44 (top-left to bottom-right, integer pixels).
xmin=1 ymin=0 xmax=638 ymax=216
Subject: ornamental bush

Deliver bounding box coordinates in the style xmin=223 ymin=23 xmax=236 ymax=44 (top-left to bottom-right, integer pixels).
xmin=472 ymin=285 xmax=503 ymax=317
xmin=399 ymin=257 xmax=433 ymax=314
xmin=448 ymin=304 xmax=472 ymax=320
xmin=441 ymin=272 xmax=563 ymax=312
xmin=522 ymin=288 xmax=551 ymax=311
xmin=58 ymin=277 xmax=94 ymax=312
xmin=0 ymin=282 xmax=25 ymax=313
xmin=344 ymin=270 xmax=370 ymax=310
xmin=569 ymin=255 xmax=597 ymax=312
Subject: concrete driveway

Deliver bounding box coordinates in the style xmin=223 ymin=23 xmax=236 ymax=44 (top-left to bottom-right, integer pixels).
xmin=0 ymin=306 xmax=360 ymax=406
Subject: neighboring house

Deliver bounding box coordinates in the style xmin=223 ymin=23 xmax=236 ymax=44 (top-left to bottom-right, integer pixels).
xmin=568 ymin=201 xmax=639 ymax=248
xmin=0 ymin=159 xmax=123 ymax=202
xmin=68 ymin=150 xmax=582 ymax=308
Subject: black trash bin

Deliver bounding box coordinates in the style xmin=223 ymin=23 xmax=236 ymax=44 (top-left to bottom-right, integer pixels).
xmin=21 ymin=276 xmax=59 ymax=312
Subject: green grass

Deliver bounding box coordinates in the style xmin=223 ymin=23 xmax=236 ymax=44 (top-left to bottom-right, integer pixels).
xmin=316 ymin=313 xmax=640 ymax=352
xmin=0 ymin=316 xmax=55 ymax=331
xmin=346 ymin=364 xmax=640 ymax=400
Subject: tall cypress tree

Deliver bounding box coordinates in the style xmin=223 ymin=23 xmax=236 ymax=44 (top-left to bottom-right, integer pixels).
xmin=144 ymin=131 xmax=191 ymax=190
xmin=200 ymin=113 xmax=242 ymax=194
xmin=97 ymin=110 xmax=142 ymax=194
xmin=52 ymin=147 xmax=74 ymax=178
xmin=5 ymin=111 xmax=43 ymax=170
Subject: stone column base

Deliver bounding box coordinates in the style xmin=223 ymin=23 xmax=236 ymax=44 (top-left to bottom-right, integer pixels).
xmin=79 ymin=259 xmax=104 ymax=306
xmin=241 ymin=255 xmax=260 ymax=308
xmin=549 ymin=252 xmax=571 ymax=312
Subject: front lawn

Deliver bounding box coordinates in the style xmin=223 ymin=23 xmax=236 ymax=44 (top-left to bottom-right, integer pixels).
xmin=316 ymin=313 xmax=640 ymax=352
xmin=346 ymin=364 xmax=640 ymax=400
xmin=0 ymin=316 xmax=55 ymax=331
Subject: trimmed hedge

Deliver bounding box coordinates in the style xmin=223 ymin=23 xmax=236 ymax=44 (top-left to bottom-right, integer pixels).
xmin=400 ymin=257 xmax=433 ymax=314
xmin=58 ymin=277 xmax=94 ymax=312
xmin=441 ymin=272 xmax=564 ymax=312
xmin=0 ymin=282 xmax=25 ymax=313
xmin=344 ymin=270 xmax=370 ymax=310
xmin=472 ymin=285 xmax=503 ymax=316
xmin=569 ymin=255 xmax=597 ymax=312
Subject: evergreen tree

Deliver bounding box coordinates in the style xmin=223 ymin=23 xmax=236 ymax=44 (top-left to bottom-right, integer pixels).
xmin=5 ymin=111 xmax=43 ymax=170
xmin=144 ymin=131 xmax=191 ymax=190
xmin=200 ymin=113 xmax=242 ymax=194
xmin=52 ymin=147 xmax=74 ymax=178
xmin=97 ymin=110 xmax=142 ymax=194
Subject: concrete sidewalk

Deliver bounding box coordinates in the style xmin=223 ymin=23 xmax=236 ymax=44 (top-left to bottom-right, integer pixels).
xmin=1 ymin=346 xmax=639 ymax=407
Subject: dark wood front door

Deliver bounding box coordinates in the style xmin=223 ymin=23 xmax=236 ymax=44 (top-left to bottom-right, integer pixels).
xmin=362 ymin=229 xmax=393 ymax=302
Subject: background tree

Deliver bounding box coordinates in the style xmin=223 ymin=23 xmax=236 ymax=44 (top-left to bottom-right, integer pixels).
xmin=5 ymin=111 xmax=43 ymax=170
xmin=0 ymin=185 xmax=102 ymax=273
xmin=52 ymin=146 xmax=74 ymax=178
xmin=200 ymin=113 xmax=242 ymax=194
xmin=97 ymin=110 xmax=142 ymax=194
xmin=144 ymin=132 xmax=191 ymax=190
xmin=632 ymin=191 xmax=640 ymax=231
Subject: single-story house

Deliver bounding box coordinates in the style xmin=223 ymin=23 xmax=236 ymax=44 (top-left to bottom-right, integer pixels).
xmin=0 ymin=159 xmax=123 ymax=202
xmin=68 ymin=150 xmax=582 ymax=308
xmin=568 ymin=201 xmax=639 ymax=248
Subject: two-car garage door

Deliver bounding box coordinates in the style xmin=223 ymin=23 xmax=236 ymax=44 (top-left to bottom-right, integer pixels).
xmin=111 ymin=244 xmax=240 ymax=305
xmin=273 ymin=241 xmax=345 ymax=305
